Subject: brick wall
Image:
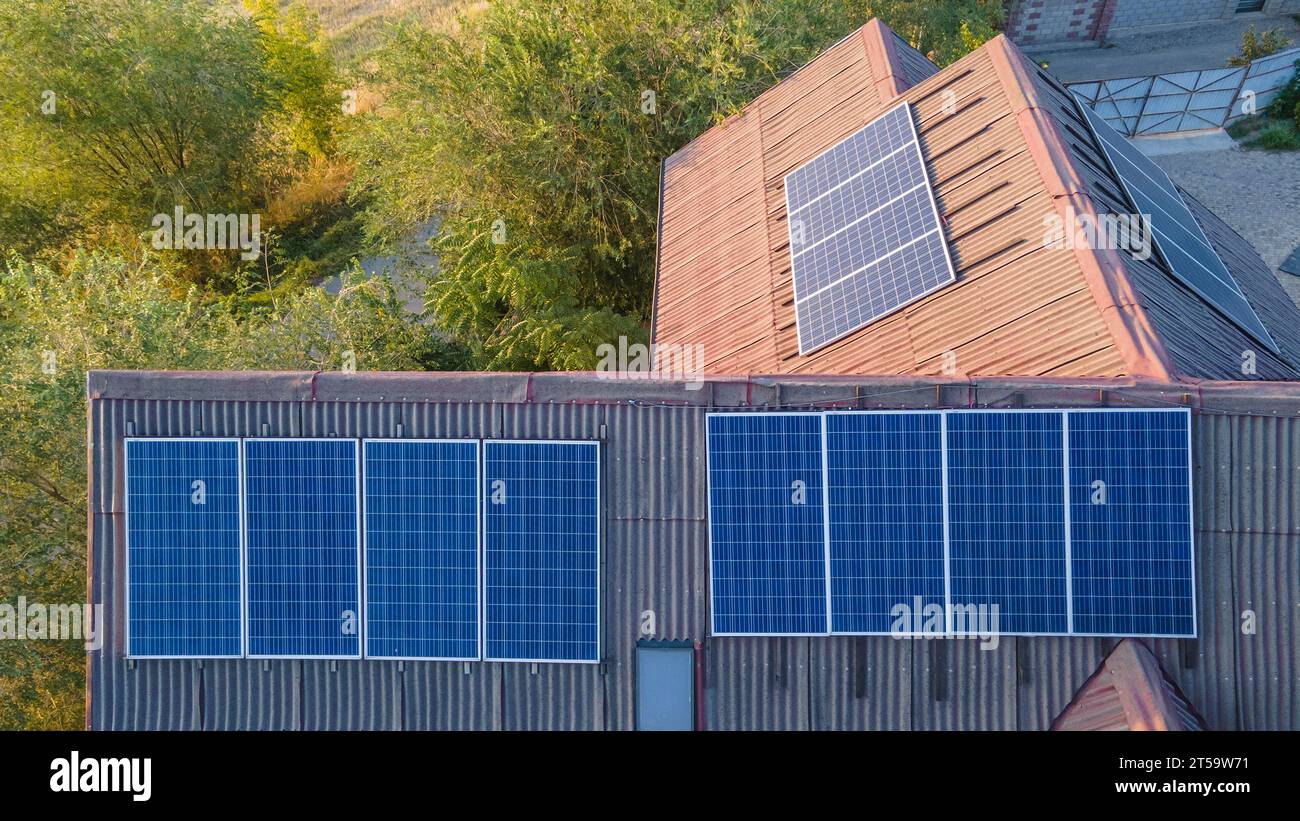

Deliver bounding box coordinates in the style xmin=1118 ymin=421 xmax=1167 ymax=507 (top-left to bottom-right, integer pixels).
xmin=1004 ymin=0 xmax=1110 ymax=45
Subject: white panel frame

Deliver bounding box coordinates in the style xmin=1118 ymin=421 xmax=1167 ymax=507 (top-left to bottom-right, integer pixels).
xmin=360 ymin=438 xmax=483 ymax=662
xmin=243 ymin=437 xmax=363 ymax=661
xmin=705 ymin=407 xmax=1198 ymax=640
xmin=123 ymin=437 xmax=246 ymax=660
xmin=481 ymin=439 xmax=602 ymax=665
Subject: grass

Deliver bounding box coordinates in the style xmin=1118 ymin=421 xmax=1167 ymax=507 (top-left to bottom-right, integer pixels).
xmin=1229 ymin=115 xmax=1300 ymax=150
xmin=293 ymin=0 xmax=485 ymax=63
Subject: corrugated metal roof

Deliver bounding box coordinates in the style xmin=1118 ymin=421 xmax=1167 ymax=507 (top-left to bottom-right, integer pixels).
xmin=87 ymin=370 xmax=1300 ymax=730
xmin=1052 ymin=639 xmax=1208 ymax=731
xmin=651 ymin=20 xmax=1300 ymax=383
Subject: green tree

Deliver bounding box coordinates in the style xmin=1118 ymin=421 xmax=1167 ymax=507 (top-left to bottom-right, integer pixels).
xmin=852 ymin=1 xmax=1003 ymax=66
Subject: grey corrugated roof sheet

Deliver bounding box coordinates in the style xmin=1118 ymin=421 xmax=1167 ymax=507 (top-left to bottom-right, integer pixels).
xmin=87 ymin=371 xmax=1300 ymax=730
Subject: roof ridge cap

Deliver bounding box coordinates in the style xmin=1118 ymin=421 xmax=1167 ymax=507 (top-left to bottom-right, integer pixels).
xmin=984 ymin=35 xmax=1178 ymax=382
xmin=861 ymin=18 xmax=908 ymax=100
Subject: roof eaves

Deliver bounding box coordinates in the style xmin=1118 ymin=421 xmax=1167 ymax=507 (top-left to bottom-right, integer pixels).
xmin=860 ymin=18 xmax=909 ymax=100
xmin=984 ymin=35 xmax=1178 ymax=383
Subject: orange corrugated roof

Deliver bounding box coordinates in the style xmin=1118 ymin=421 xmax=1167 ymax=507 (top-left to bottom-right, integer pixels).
xmin=650 ymin=19 xmax=1300 ymax=381
xmin=1052 ymin=639 xmax=1207 ymax=731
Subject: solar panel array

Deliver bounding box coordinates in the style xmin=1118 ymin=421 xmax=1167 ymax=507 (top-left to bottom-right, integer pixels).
xmin=484 ymin=441 xmax=600 ymax=662
xmin=705 ymin=409 xmax=1195 ymax=638
xmin=123 ymin=437 xmax=600 ymax=663
xmin=363 ymin=440 xmax=480 ymax=660
xmin=1074 ymin=97 xmax=1278 ymax=353
xmin=784 ymin=102 xmax=956 ymax=354
xmin=125 ymin=439 xmax=243 ymax=657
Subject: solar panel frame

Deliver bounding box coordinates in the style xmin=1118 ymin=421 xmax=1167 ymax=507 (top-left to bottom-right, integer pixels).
xmin=242 ymin=437 xmax=362 ymax=660
xmin=1072 ymin=95 xmax=1280 ymax=354
xmin=361 ymin=438 xmax=482 ymax=662
xmin=823 ymin=410 xmax=948 ymax=636
xmin=123 ymin=437 xmax=246 ymax=659
xmin=704 ymin=408 xmax=1197 ymax=640
xmin=1063 ymin=407 xmax=1197 ymax=638
xmin=482 ymin=439 xmax=601 ymax=664
xmin=783 ymin=101 xmax=957 ymax=355
xmin=945 ymin=409 xmax=1071 ymax=636
xmin=705 ymin=412 xmax=832 ymax=636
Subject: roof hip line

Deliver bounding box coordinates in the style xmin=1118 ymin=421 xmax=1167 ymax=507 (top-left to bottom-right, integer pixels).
xmin=984 ymin=35 xmax=1178 ymax=383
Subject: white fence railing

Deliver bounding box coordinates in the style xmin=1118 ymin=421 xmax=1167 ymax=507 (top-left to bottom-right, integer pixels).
xmin=1068 ymin=46 xmax=1300 ymax=136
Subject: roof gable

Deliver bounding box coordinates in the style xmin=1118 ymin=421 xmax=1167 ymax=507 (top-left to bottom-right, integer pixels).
xmin=651 ymin=20 xmax=1300 ymax=381
xmin=1052 ymin=640 xmax=1207 ymax=731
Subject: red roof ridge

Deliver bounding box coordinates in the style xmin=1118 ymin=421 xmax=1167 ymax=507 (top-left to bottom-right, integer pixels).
xmin=1053 ymin=639 xmax=1206 ymax=731
xmin=861 ymin=18 xmax=909 ymax=100
xmin=984 ymin=34 xmax=1177 ymax=382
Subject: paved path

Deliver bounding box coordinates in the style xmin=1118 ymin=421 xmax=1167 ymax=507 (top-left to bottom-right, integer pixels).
xmin=1155 ymin=147 xmax=1300 ymax=306
xmin=1028 ymin=15 xmax=1300 ymax=82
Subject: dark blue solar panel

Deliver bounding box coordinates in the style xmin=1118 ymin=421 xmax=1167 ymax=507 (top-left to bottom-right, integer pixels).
xmin=125 ymin=439 xmax=242 ymax=657
xmin=483 ymin=441 xmax=599 ymax=662
xmin=363 ymin=440 xmax=479 ymax=660
xmin=946 ymin=412 xmax=1068 ymax=635
xmin=706 ymin=414 xmax=828 ymax=635
xmin=826 ymin=413 xmax=945 ymax=634
xmin=244 ymin=439 xmax=360 ymax=657
xmin=785 ymin=102 xmax=955 ymax=354
xmin=1067 ymin=410 xmax=1195 ymax=636
xmin=1076 ymin=97 xmax=1277 ymax=353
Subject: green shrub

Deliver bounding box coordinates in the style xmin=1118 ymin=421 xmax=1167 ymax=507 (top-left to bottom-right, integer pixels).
xmin=1258 ymin=122 xmax=1300 ymax=149
xmin=1229 ymin=25 xmax=1294 ymax=67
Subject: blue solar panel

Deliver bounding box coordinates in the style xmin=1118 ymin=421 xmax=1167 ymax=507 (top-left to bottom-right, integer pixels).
xmin=784 ymin=102 xmax=955 ymax=354
xmin=124 ymin=439 xmax=242 ymax=657
xmin=826 ymin=412 xmax=945 ymax=634
xmin=363 ymin=440 xmax=480 ymax=660
xmin=244 ymin=439 xmax=360 ymax=658
xmin=1075 ymin=97 xmax=1278 ymax=353
xmin=707 ymin=409 xmax=1196 ymax=639
xmin=483 ymin=441 xmax=600 ymax=662
xmin=706 ymin=414 xmax=829 ymax=635
xmin=939 ymin=411 xmax=1069 ymax=635
xmin=1067 ymin=410 xmax=1195 ymax=636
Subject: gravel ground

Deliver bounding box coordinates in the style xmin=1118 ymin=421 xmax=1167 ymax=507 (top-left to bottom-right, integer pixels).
xmin=1155 ymin=147 xmax=1300 ymax=306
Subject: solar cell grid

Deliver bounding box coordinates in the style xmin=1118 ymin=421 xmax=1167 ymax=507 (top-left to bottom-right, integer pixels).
xmin=825 ymin=412 xmax=945 ymax=634
xmin=363 ymin=440 xmax=480 ymax=660
xmin=706 ymin=413 xmax=829 ymax=635
xmin=784 ymin=102 xmax=956 ymax=354
xmin=125 ymin=439 xmax=243 ymax=658
xmin=1074 ymin=96 xmax=1278 ymax=353
xmin=483 ymin=441 xmax=600 ymax=662
xmin=705 ymin=409 xmax=1195 ymax=639
xmin=244 ymin=439 xmax=361 ymax=658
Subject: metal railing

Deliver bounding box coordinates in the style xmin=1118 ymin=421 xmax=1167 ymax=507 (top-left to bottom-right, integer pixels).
xmin=1068 ymin=46 xmax=1300 ymax=136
